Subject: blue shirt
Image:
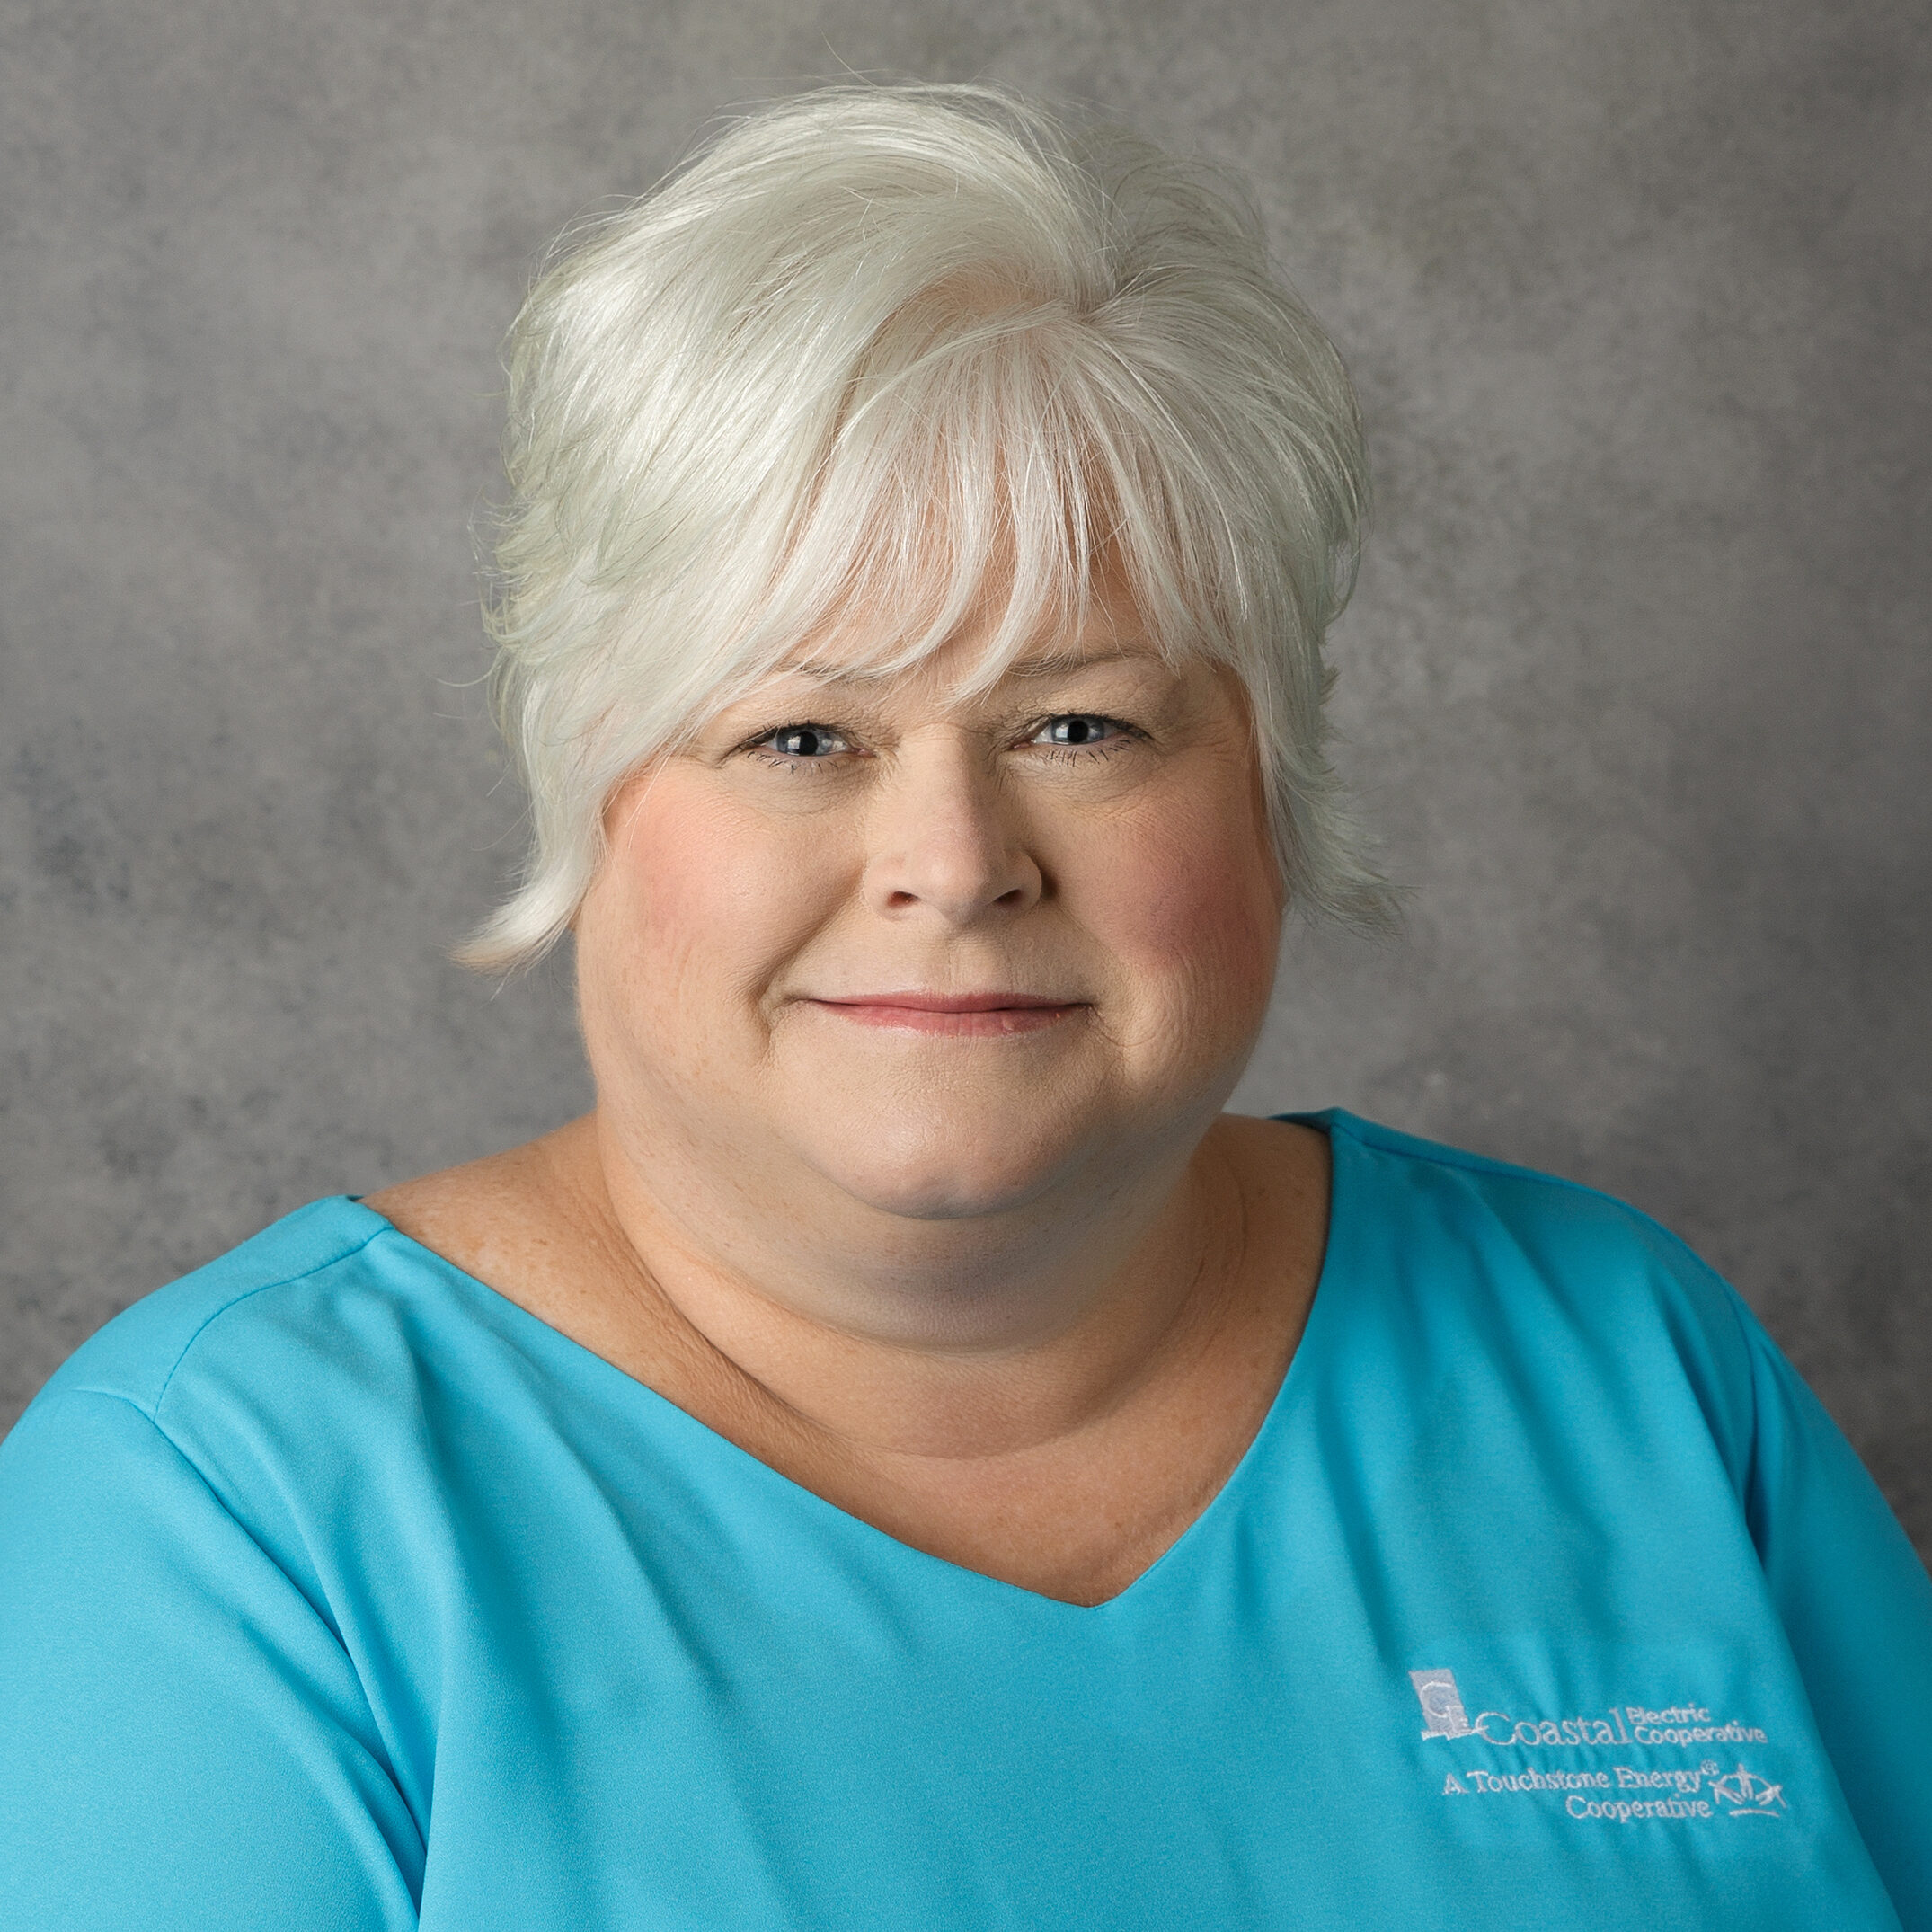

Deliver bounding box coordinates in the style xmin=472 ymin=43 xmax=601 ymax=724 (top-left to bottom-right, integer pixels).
xmin=2 ymin=1112 xmax=1928 ymax=1929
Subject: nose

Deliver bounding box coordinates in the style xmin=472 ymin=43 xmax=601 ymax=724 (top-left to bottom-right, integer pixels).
xmin=863 ymin=734 xmax=1042 ymax=924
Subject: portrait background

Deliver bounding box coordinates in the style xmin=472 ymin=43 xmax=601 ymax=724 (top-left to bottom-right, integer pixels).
xmin=4 ymin=0 xmax=1928 ymax=1558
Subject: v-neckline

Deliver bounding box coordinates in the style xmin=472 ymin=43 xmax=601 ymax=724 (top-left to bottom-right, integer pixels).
xmin=347 ymin=1112 xmax=1349 ymax=1614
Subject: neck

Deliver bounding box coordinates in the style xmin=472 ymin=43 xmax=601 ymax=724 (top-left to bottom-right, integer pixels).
xmin=550 ymin=1102 xmax=1250 ymax=1463
xmin=366 ymin=1108 xmax=1327 ymax=1604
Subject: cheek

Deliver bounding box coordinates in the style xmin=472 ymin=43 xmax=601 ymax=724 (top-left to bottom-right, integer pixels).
xmin=580 ymin=776 xmax=845 ymax=1054
xmin=1081 ymin=793 xmax=1282 ymax=1036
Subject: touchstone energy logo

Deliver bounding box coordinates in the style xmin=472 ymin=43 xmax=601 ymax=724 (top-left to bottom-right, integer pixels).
xmin=1709 ymin=1766 xmax=1787 ymax=1818
xmin=1406 ymin=1669 xmax=1787 ymax=1829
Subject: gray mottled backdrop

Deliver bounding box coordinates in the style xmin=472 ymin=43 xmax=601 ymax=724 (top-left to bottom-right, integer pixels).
xmin=3 ymin=2 xmax=1928 ymax=1556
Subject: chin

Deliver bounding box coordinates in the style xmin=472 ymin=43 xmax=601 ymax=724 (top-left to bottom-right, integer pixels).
xmin=791 ymin=1095 xmax=1092 ymax=1222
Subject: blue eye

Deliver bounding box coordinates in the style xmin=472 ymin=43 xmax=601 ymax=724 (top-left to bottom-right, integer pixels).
xmin=760 ymin=725 xmax=851 ymax=758
xmin=1032 ymin=714 xmax=1123 ymax=748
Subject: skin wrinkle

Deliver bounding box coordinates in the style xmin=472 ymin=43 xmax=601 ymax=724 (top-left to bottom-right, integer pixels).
xmin=371 ymin=578 xmax=1326 ymax=1604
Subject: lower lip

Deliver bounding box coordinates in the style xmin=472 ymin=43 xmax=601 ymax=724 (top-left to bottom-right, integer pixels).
xmin=808 ymin=1001 xmax=1085 ymax=1038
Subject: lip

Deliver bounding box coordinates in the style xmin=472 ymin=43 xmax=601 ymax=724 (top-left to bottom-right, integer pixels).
xmin=805 ymin=991 xmax=1086 ymax=1037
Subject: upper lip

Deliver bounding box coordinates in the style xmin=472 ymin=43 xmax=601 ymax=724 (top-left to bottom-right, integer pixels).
xmin=808 ymin=991 xmax=1080 ymax=1012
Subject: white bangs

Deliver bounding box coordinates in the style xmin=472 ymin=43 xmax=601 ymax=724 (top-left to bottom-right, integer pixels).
xmin=457 ymin=83 xmax=1388 ymax=972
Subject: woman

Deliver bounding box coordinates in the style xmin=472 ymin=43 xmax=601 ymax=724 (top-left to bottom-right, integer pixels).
xmin=1 ymin=83 xmax=1927 ymax=1930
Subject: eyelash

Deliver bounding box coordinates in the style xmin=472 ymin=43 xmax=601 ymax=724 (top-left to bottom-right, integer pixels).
xmin=739 ymin=715 xmax=1141 ymax=772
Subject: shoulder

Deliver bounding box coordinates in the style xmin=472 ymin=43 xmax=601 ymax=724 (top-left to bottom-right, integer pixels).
xmin=1310 ymin=1106 xmax=1737 ymax=1298
xmin=1300 ymin=1109 xmax=1766 ymax=1471
xmin=27 ymin=1197 xmax=406 ymax=1427
xmin=4 ymin=1195 xmax=461 ymax=1573
xmin=24 ymin=1120 xmax=599 ymax=1449
xmin=5 ymin=1189 xmax=580 ymax=1602
xmin=10 ymin=1186 xmax=562 ymax=1520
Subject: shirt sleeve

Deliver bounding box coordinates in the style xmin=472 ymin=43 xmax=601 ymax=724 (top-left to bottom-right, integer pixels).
xmin=0 ymin=1387 xmax=422 ymax=1931
xmin=1735 ymin=1302 xmax=1932 ymax=1929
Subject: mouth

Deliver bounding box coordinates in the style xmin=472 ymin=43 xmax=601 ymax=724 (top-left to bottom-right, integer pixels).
xmin=805 ymin=991 xmax=1087 ymax=1038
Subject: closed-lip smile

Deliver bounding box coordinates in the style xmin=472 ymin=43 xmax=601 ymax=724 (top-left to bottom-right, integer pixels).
xmin=806 ymin=991 xmax=1086 ymax=1037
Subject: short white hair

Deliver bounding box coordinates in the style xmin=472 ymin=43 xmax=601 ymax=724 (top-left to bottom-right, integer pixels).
xmin=459 ymin=81 xmax=1391 ymax=971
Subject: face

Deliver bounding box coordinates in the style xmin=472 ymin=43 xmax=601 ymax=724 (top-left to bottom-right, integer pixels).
xmin=573 ymin=585 xmax=1286 ymax=1228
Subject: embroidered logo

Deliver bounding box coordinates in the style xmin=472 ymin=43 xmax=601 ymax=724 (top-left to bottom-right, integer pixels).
xmin=1709 ymin=1765 xmax=1786 ymax=1818
xmin=1407 ymin=1666 xmax=1791 ymax=1829
xmin=1410 ymin=1669 xmax=1474 ymax=1740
